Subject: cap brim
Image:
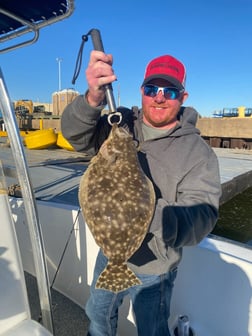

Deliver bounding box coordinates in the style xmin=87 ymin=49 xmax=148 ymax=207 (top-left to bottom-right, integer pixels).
xmin=142 ymin=75 xmax=184 ymax=90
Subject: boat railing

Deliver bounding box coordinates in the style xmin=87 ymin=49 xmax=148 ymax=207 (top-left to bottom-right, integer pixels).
xmin=0 ymin=69 xmax=54 ymax=333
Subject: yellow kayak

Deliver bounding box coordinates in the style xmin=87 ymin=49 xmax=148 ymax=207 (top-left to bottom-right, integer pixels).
xmin=56 ymin=131 xmax=75 ymax=151
xmin=24 ymin=129 xmax=57 ymax=149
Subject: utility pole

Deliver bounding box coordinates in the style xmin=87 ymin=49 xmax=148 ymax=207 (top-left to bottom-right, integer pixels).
xmin=56 ymin=57 xmax=62 ymax=91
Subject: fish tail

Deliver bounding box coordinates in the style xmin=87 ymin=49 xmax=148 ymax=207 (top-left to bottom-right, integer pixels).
xmin=95 ymin=261 xmax=142 ymax=293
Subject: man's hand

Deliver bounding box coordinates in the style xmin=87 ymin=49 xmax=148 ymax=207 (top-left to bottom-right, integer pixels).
xmin=86 ymin=50 xmax=117 ymax=107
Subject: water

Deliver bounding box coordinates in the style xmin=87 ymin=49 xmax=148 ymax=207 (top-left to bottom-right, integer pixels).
xmin=212 ymin=186 xmax=252 ymax=243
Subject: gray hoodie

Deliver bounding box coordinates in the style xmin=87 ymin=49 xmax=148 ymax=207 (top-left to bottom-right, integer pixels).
xmin=61 ymin=95 xmax=221 ymax=275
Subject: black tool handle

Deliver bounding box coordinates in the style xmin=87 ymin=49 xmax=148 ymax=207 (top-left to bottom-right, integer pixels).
xmin=90 ymin=29 xmax=117 ymax=113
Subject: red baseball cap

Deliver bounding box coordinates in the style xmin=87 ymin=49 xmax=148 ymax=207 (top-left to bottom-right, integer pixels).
xmin=142 ymin=55 xmax=186 ymax=90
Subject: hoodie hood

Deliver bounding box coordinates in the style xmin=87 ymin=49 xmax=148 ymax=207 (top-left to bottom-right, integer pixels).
xmin=174 ymin=106 xmax=201 ymax=137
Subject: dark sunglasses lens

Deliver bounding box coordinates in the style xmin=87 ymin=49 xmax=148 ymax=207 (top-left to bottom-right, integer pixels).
xmin=144 ymin=85 xmax=158 ymax=97
xmin=163 ymin=88 xmax=180 ymax=99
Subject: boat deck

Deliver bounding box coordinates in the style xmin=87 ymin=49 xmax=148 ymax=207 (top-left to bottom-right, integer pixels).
xmin=25 ymin=272 xmax=89 ymax=336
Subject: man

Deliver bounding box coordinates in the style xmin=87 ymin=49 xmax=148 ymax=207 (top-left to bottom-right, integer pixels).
xmin=61 ymin=52 xmax=221 ymax=336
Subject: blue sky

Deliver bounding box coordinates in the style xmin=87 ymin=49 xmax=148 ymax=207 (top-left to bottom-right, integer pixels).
xmin=1 ymin=0 xmax=252 ymax=116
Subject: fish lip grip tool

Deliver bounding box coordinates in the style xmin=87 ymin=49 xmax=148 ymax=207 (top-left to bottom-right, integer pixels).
xmin=90 ymin=29 xmax=122 ymax=126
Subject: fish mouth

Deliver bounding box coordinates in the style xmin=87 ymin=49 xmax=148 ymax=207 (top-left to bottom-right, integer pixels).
xmin=113 ymin=124 xmax=131 ymax=139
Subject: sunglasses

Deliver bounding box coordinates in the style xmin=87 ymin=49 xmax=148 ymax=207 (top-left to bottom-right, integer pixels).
xmin=143 ymin=84 xmax=184 ymax=100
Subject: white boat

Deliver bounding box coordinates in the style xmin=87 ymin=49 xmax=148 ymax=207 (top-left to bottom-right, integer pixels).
xmin=0 ymin=2 xmax=251 ymax=335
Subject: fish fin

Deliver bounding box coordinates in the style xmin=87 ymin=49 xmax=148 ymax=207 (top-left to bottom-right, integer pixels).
xmin=95 ymin=261 xmax=142 ymax=293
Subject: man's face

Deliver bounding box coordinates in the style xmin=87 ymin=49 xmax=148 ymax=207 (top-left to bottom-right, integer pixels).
xmin=141 ymin=79 xmax=188 ymax=129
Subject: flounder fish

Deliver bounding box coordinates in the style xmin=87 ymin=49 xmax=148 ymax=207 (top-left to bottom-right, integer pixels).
xmin=79 ymin=123 xmax=155 ymax=292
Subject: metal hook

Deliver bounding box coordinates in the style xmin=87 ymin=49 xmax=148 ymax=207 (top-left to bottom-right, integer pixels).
xmin=107 ymin=112 xmax=122 ymax=126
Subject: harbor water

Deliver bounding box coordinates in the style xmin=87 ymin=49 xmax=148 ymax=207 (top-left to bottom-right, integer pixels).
xmin=212 ymin=186 xmax=252 ymax=244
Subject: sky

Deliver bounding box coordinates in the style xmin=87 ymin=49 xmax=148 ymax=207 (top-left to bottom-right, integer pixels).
xmin=1 ymin=0 xmax=252 ymax=117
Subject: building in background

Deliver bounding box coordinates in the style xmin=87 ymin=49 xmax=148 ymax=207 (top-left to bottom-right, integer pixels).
xmin=52 ymin=89 xmax=79 ymax=116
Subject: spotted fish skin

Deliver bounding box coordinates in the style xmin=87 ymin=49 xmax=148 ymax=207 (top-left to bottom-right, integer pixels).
xmin=79 ymin=123 xmax=155 ymax=293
